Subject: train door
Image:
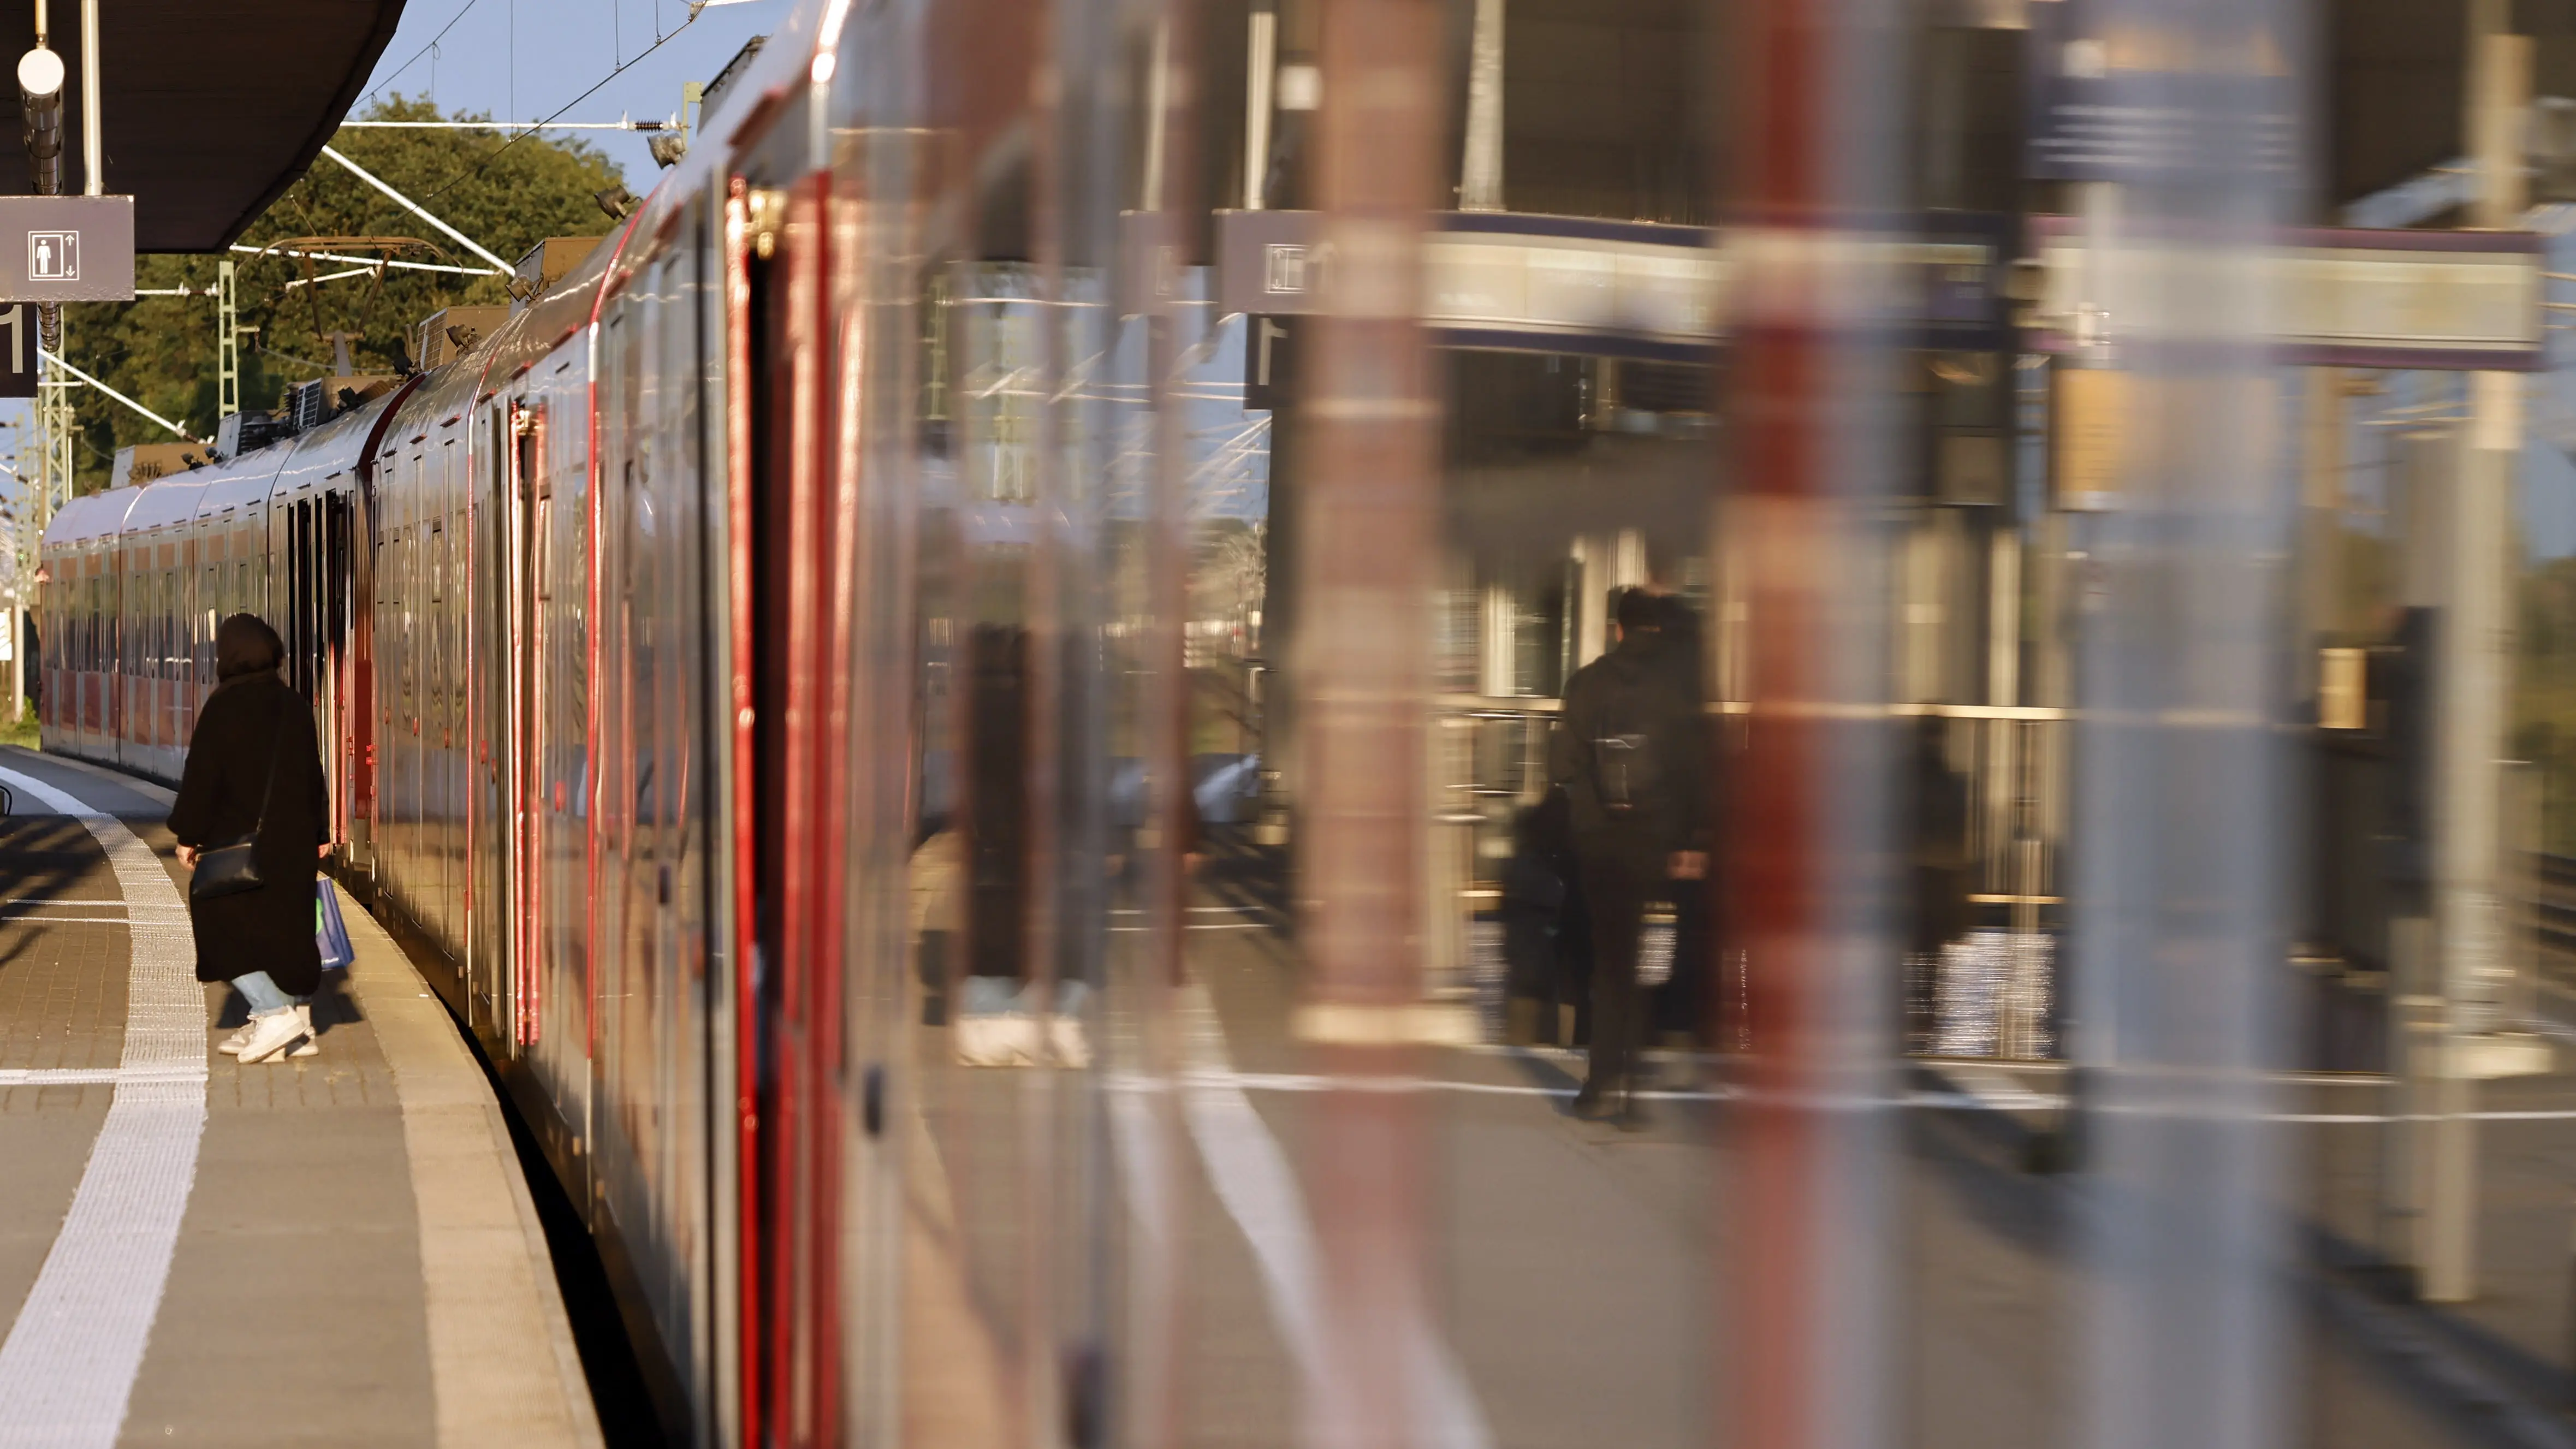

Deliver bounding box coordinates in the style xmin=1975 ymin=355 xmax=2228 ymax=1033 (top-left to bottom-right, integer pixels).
xmin=106 ymin=536 xmax=125 ymax=757
xmin=533 ymin=367 xmax=599 ymax=1186
xmin=429 ymin=483 xmax=452 ymax=954
xmin=724 ymin=167 xmax=848 ymax=1446
xmin=97 ymin=546 xmax=116 ymax=751
xmin=471 ymin=403 xmax=515 ymax=1042
xmin=504 ymin=396 xmax=544 ymax=1051
xmin=111 ymin=530 xmax=135 ymax=770
xmin=393 ymin=501 xmax=417 ymax=921
xmin=323 ymin=489 xmax=351 ymax=842
xmin=347 ymin=472 xmax=375 ymax=870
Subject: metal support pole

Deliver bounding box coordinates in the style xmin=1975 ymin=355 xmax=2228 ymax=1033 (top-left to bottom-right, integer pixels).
xmin=1296 ymin=1 xmax=1449 ymax=1443
xmin=1242 ymin=1 xmax=1276 ymax=210
xmin=78 ymin=0 xmax=97 ymax=195
xmin=217 ymin=259 xmax=239 ymax=420
xmin=1721 ymin=0 xmax=1906 ymax=1443
xmin=1457 ymin=0 xmax=1504 ymax=211
xmin=2053 ymin=0 xmax=2295 ymax=1438
xmin=2417 ymin=5 xmax=2531 ymax=1305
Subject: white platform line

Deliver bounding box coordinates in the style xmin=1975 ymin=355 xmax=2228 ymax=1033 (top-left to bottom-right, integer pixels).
xmin=0 ymin=764 xmax=207 ymax=1449
xmin=1174 ymin=986 xmax=1495 ymax=1449
xmin=0 ymin=1068 xmax=201 ymax=1087
xmin=1114 ymin=1067 xmax=2576 ymax=1124
xmin=0 ymin=917 xmax=130 ymax=927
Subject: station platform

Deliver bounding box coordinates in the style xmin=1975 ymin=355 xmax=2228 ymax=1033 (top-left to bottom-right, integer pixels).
xmin=0 ymin=746 xmax=601 ymax=1449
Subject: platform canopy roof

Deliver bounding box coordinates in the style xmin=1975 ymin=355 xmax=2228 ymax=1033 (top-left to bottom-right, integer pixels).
xmin=0 ymin=1 xmax=406 ymax=253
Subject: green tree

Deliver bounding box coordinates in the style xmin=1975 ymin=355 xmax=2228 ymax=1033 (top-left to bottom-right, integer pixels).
xmin=61 ymin=95 xmax=626 ymax=490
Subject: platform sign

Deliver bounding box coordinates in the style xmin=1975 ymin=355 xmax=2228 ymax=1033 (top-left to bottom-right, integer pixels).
xmin=1244 ymin=315 xmax=1298 ymax=410
xmin=2031 ymin=223 xmax=2545 ymax=370
xmin=1217 ymin=209 xmax=2006 ymax=359
xmin=2025 ymin=0 xmax=2296 ymax=183
xmin=0 ymin=306 xmax=37 ymax=397
xmin=0 ymin=195 xmax=132 ymax=302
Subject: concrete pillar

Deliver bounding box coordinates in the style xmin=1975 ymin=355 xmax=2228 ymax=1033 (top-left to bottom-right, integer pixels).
xmin=1458 ymin=0 xmax=1504 ymax=211
xmin=2413 ymin=9 xmax=2529 ymax=1304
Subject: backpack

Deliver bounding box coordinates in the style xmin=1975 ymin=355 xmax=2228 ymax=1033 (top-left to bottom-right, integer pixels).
xmin=1588 ymin=662 xmax=1662 ymax=819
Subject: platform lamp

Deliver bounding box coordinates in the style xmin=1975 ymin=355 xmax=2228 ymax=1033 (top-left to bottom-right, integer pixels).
xmin=17 ymin=41 xmax=62 ymax=354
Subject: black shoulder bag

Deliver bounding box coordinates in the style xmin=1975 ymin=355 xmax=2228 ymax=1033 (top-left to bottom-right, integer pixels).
xmin=189 ymin=703 xmax=289 ymax=901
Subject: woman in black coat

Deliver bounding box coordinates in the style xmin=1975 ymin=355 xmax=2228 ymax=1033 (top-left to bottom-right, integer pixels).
xmin=168 ymin=614 xmax=331 ymax=1065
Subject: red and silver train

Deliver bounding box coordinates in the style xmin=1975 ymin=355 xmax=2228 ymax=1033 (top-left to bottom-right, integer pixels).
xmin=37 ymin=3 xmax=986 ymax=1441
xmin=29 ymin=0 xmax=2334 ymax=1442
xmin=35 ymin=0 xmax=1908 ymax=1441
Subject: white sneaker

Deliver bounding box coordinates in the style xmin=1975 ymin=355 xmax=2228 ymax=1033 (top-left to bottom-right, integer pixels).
xmin=217 ymin=1021 xmax=258 ymax=1055
xmin=235 ymin=1010 xmax=309 ymax=1065
xmin=289 ymin=1004 xmax=318 ymax=1058
xmin=1049 ymin=1014 xmax=1091 ymax=1069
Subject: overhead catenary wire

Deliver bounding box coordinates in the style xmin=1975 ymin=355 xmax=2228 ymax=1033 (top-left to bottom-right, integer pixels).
xmin=316 ymin=146 xmax=515 ymax=273
xmin=228 ymin=243 xmax=498 ymax=277
xmin=339 ymin=118 xmax=673 ymax=131
xmin=38 ymin=349 xmax=205 ymax=444
xmin=416 ymin=8 xmax=707 ymax=209
xmin=280 ymin=265 xmax=385 ymax=294
xmin=360 ymin=0 xmax=490 ymax=108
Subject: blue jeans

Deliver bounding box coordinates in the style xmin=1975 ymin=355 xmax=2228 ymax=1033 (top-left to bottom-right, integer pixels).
xmin=233 ymin=971 xmax=301 ymax=1017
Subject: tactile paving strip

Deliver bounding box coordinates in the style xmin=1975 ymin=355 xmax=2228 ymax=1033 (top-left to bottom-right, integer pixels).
xmin=0 ymin=764 xmax=207 ymax=1449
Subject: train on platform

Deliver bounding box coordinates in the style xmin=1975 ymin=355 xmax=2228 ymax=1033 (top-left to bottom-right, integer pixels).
xmin=37 ymin=4 xmax=976 ymax=1442
xmin=34 ymin=0 xmax=1718 ymax=1441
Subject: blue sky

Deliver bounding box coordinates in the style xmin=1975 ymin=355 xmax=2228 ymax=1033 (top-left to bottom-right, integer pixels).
xmin=355 ymin=0 xmax=792 ymax=185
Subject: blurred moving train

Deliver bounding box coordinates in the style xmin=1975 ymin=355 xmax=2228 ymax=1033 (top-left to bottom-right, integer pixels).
xmin=24 ymin=0 xmax=2361 ymax=1440
xmin=33 ymin=0 xmax=1750 ymax=1441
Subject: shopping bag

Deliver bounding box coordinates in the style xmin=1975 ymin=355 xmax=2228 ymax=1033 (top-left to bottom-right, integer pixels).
xmin=1637 ymin=902 xmax=1677 ymax=988
xmin=317 ymin=881 xmax=355 ymax=971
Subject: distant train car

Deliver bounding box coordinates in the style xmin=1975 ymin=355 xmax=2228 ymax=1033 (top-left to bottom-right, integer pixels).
xmin=38 ymin=392 xmax=389 ymax=823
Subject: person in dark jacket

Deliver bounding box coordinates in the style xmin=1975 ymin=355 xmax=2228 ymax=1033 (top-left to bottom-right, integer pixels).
xmin=1904 ymin=714 xmax=1971 ymax=1051
xmin=1547 ymin=589 xmax=1707 ymax=1124
xmin=169 ymin=615 xmax=331 ymax=1065
xmin=1498 ymin=790 xmax=1573 ymax=1044
xmin=1640 ymin=588 xmax=1717 ymax=1048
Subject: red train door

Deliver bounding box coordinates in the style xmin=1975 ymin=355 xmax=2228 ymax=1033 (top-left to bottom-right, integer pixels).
xmin=507 ymin=397 xmax=545 ymax=1048
xmin=726 ymin=157 xmax=847 ymax=1446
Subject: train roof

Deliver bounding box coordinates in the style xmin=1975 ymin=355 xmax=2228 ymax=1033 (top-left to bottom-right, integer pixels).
xmin=271 ymin=390 xmax=405 ymax=505
xmin=191 ymin=446 xmax=292 ymax=519
xmin=42 ymin=487 xmax=141 ymax=548
xmin=690 ymin=0 xmax=831 ymax=158
xmin=378 ymin=340 xmax=489 ymax=456
xmin=373 ymin=218 xmax=638 ymax=467
xmin=611 ymin=0 xmax=833 ymax=252
xmin=477 ymin=226 xmax=634 ymax=390
xmin=122 ymin=473 xmax=215 ymax=535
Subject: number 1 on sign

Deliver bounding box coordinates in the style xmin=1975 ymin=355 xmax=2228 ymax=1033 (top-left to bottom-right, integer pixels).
xmin=0 ymin=307 xmax=37 ymax=398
